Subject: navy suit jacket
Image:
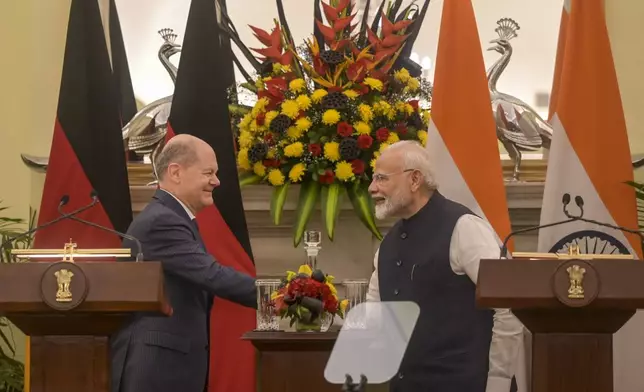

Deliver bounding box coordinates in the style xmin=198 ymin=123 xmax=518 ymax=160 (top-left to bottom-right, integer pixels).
xmin=110 ymin=189 xmax=256 ymax=392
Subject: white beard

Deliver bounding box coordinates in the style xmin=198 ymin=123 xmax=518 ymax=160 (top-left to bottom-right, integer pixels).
xmin=374 ymin=190 xmax=411 ymax=220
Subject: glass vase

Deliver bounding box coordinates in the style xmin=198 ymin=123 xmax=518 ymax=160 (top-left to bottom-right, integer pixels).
xmin=295 ymin=316 xmax=322 ymax=332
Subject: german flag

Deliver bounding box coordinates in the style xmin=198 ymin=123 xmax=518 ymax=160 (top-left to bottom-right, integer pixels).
xmin=34 ymin=0 xmax=132 ymax=249
xmin=167 ymin=0 xmax=256 ymax=391
xmin=109 ymin=0 xmax=137 ymax=125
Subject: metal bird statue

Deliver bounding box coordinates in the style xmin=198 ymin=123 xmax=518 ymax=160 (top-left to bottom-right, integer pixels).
xmin=486 ymin=18 xmax=553 ymax=181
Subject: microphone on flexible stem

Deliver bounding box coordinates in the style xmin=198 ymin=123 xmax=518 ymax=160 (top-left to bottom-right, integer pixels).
xmin=0 ymin=194 xmax=100 ymax=253
xmin=563 ymin=195 xmax=644 ymax=241
xmin=57 ymin=192 xmax=144 ymax=262
xmin=499 ymin=193 xmax=580 ymax=258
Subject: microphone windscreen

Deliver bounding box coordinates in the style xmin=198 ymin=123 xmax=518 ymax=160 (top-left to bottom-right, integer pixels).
xmin=562 ymin=193 xmax=571 ymax=205
xmin=574 ymin=196 xmax=584 ymax=207
xmin=60 ymin=195 xmax=70 ymax=206
xmin=89 ymin=190 xmax=99 ymax=199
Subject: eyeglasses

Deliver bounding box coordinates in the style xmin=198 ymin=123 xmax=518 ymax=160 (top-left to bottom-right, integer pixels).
xmin=371 ymin=169 xmax=415 ymax=183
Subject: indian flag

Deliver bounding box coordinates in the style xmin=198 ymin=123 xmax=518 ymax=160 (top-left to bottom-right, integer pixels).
xmin=537 ymin=0 xmax=642 ymax=258
xmin=547 ymin=0 xmax=570 ymax=121
xmin=426 ymin=0 xmax=512 ymax=246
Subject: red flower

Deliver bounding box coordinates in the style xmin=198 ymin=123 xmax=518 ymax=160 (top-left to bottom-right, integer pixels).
xmin=351 ymin=160 xmax=365 ymax=174
xmin=408 ymin=100 xmax=419 ymax=110
xmin=357 ymin=134 xmax=373 ymax=149
xmin=256 ymin=112 xmax=266 ymax=126
xmin=395 ymin=123 xmax=408 ymax=136
xmin=263 ymin=159 xmax=280 ymax=167
xmin=264 ymin=133 xmax=274 ymax=144
xmin=319 ymin=169 xmax=335 ymax=184
xmin=337 ymin=122 xmax=354 ymax=137
xmin=376 ymin=127 xmax=390 ymax=142
xmin=308 ymin=143 xmax=322 ymax=156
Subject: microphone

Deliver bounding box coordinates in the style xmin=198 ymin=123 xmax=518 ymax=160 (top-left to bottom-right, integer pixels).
xmin=0 ymin=194 xmax=99 ymax=252
xmin=499 ymin=193 xmax=580 ymax=258
xmin=562 ymin=195 xmax=644 ymax=240
xmin=57 ymin=193 xmax=144 ymax=262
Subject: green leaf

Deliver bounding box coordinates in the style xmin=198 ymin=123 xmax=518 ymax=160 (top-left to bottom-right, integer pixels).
xmin=321 ymin=183 xmax=343 ymax=241
xmin=293 ymin=181 xmax=321 ymax=247
xmin=270 ymin=183 xmax=290 ymax=225
xmin=346 ymin=180 xmax=383 ymax=240
xmin=238 ymin=171 xmax=262 ymax=187
xmin=240 ymin=82 xmax=258 ymax=93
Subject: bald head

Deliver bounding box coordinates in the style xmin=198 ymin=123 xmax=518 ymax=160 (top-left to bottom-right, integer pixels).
xmin=155 ymin=134 xmax=220 ymax=214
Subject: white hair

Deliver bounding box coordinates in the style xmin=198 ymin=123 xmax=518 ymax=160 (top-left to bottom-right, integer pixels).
xmin=383 ymin=140 xmax=438 ymax=190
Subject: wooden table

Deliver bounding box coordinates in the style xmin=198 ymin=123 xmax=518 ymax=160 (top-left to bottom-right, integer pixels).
xmin=243 ymin=331 xmax=389 ymax=392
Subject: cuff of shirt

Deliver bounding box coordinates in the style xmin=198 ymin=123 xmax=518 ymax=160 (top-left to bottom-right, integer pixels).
xmin=486 ymin=376 xmax=512 ymax=392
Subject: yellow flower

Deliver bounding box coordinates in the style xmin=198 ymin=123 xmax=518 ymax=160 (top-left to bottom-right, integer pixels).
xmin=272 ymin=63 xmax=283 ymax=73
xmin=322 ymin=109 xmax=341 ymax=125
xmin=253 ymin=161 xmax=266 ymax=177
xmin=238 ymin=131 xmax=253 ymax=149
xmin=298 ymin=264 xmax=313 ymax=276
xmin=335 ymin=161 xmax=355 ymax=182
xmin=251 ymin=97 xmax=269 ymax=117
xmin=326 ymin=281 xmax=338 ymax=296
xmin=394 ymin=68 xmax=411 ymax=83
xmin=340 ymin=299 xmax=349 ymax=312
xmin=266 ymin=148 xmax=276 ymax=159
xmin=296 ymin=117 xmax=312 ymax=131
xmin=268 ymin=169 xmax=285 ymax=186
xmin=379 ymin=143 xmax=391 ymax=153
xmin=281 ymin=100 xmax=300 ymax=119
xmin=286 ymin=126 xmax=304 ymax=140
xmin=264 ymin=110 xmax=279 ymax=127
xmin=422 ymin=110 xmax=432 ymax=124
xmin=387 ymin=132 xmax=400 ymax=144
xmin=324 ymin=142 xmax=340 ymax=162
xmin=343 ymin=90 xmax=359 ymax=99
xmin=358 ymin=104 xmax=373 ymax=122
xmin=289 ymin=78 xmax=306 ymax=93
xmin=296 ymin=94 xmax=312 ymax=110
xmin=405 ymin=78 xmax=420 ymax=92
xmin=284 ymin=142 xmax=304 ymax=157
xmin=289 ymin=163 xmax=306 ymax=183
xmin=370 ymin=158 xmax=377 ymax=169
xmin=254 ymin=78 xmax=264 ymax=90
xmin=239 ymin=113 xmax=252 ymax=131
xmin=417 ymin=130 xmax=428 ymax=147
xmin=311 ymin=89 xmax=328 ymax=103
xmin=286 ymin=271 xmax=296 ymax=281
xmin=364 ymin=77 xmax=383 ymax=91
xmin=354 ymin=121 xmax=371 ymax=135
xmin=237 ymin=148 xmax=251 ymax=170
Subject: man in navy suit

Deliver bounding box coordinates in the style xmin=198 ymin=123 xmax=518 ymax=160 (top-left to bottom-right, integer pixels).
xmin=110 ymin=134 xmax=257 ymax=392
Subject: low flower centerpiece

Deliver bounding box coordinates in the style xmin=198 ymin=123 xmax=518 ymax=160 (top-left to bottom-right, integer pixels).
xmin=271 ymin=264 xmax=348 ymax=332
xmin=228 ymin=0 xmax=433 ymax=247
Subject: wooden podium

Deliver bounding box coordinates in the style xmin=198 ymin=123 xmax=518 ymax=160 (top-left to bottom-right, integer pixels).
xmin=0 ymin=244 xmax=170 ymax=392
xmin=477 ymin=251 xmax=643 ymax=392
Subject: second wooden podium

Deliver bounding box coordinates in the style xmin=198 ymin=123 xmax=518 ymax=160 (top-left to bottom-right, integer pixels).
xmin=0 ymin=244 xmax=170 ymax=392
xmin=477 ymin=252 xmax=644 ymax=392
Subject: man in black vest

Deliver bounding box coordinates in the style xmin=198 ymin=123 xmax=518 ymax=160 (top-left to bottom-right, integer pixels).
xmin=366 ymin=140 xmax=523 ymax=392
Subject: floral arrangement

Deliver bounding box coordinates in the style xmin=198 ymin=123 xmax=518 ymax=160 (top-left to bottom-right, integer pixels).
xmin=227 ymin=0 xmax=432 ymax=246
xmin=270 ymin=264 xmax=348 ymax=332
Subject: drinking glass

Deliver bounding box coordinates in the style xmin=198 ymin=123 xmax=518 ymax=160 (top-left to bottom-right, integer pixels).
xmin=342 ymin=279 xmax=369 ymax=329
xmin=255 ymin=279 xmax=281 ymax=331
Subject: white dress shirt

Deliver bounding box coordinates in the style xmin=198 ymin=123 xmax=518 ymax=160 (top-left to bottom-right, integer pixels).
xmin=367 ymin=214 xmax=524 ymax=392
xmin=160 ymin=189 xmax=196 ymax=220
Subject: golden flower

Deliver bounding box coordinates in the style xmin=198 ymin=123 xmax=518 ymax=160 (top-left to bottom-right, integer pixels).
xmin=268 ymin=169 xmax=285 ymax=186
xmin=379 ymin=143 xmax=391 ymax=153
xmin=251 ymin=97 xmax=269 ymax=117
xmin=272 ymin=63 xmax=283 ymax=73
xmin=295 ymin=117 xmax=312 ymax=131
xmin=340 ymin=299 xmax=349 ymax=312
xmin=264 ymin=110 xmax=279 ymax=127
xmin=311 ymin=89 xmax=328 ymax=103
xmin=343 ymin=90 xmax=359 ymax=99
xmin=253 ymin=161 xmax=266 ymax=177
xmin=417 ymin=130 xmax=428 ymax=147
xmin=387 ymin=132 xmax=400 ymax=144
xmin=281 ymin=100 xmax=300 ymax=119
xmin=358 ymin=104 xmax=373 ymax=122
xmin=335 ymin=161 xmax=355 ymax=182
xmin=296 ymin=94 xmax=312 ymax=110
xmin=394 ymin=68 xmax=411 ymax=83
xmin=289 ymin=163 xmax=306 ymax=183
xmin=238 ymin=130 xmax=253 ymax=149
xmin=322 ymin=109 xmax=341 ymax=125
xmin=239 ymin=113 xmax=252 ymax=131
xmin=284 ymin=142 xmax=304 ymax=157
xmin=323 ymin=142 xmax=340 ymax=162
xmin=326 ymin=281 xmax=338 ymax=296
xmin=354 ymin=121 xmax=371 ymax=135
xmin=266 ymin=148 xmax=276 ymax=159
xmin=364 ymin=77 xmax=383 ymax=91
xmin=405 ymin=78 xmax=420 ymax=92
xmin=370 ymin=158 xmax=377 ymax=170
xmin=254 ymin=78 xmax=264 ymax=90
xmin=289 ymin=78 xmax=306 ymax=93
xmin=237 ymin=148 xmax=251 ymax=170
xmin=286 ymin=126 xmax=304 ymax=140
xmin=298 ymin=264 xmax=313 ymax=276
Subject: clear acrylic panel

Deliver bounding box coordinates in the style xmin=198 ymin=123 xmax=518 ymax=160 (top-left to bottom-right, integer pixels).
xmin=255 ymin=279 xmax=281 ymax=331
xmin=324 ymin=301 xmax=420 ymax=384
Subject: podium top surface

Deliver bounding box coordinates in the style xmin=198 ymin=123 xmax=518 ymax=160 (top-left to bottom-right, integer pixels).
xmin=477 ymin=258 xmax=644 ymax=309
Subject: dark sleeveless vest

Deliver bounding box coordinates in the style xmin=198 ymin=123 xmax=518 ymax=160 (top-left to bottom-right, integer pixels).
xmin=377 ymin=191 xmax=494 ymax=392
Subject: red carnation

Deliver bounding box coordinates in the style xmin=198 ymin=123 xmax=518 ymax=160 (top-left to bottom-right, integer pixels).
xmin=395 ymin=123 xmax=408 ymax=136
xmin=337 ymin=122 xmax=354 ymax=137
xmin=408 ymin=100 xmax=419 ymax=110
xmin=308 ymin=143 xmax=322 ymax=156
xmin=264 ymin=133 xmax=274 ymax=143
xmin=256 ymin=112 xmax=266 ymax=126
xmin=351 ymin=160 xmax=365 ymax=175
xmin=263 ymin=159 xmax=280 ymax=168
xmin=319 ymin=169 xmax=335 ymax=184
xmin=357 ymin=134 xmax=373 ymax=149
xmin=376 ymin=127 xmax=390 ymax=142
